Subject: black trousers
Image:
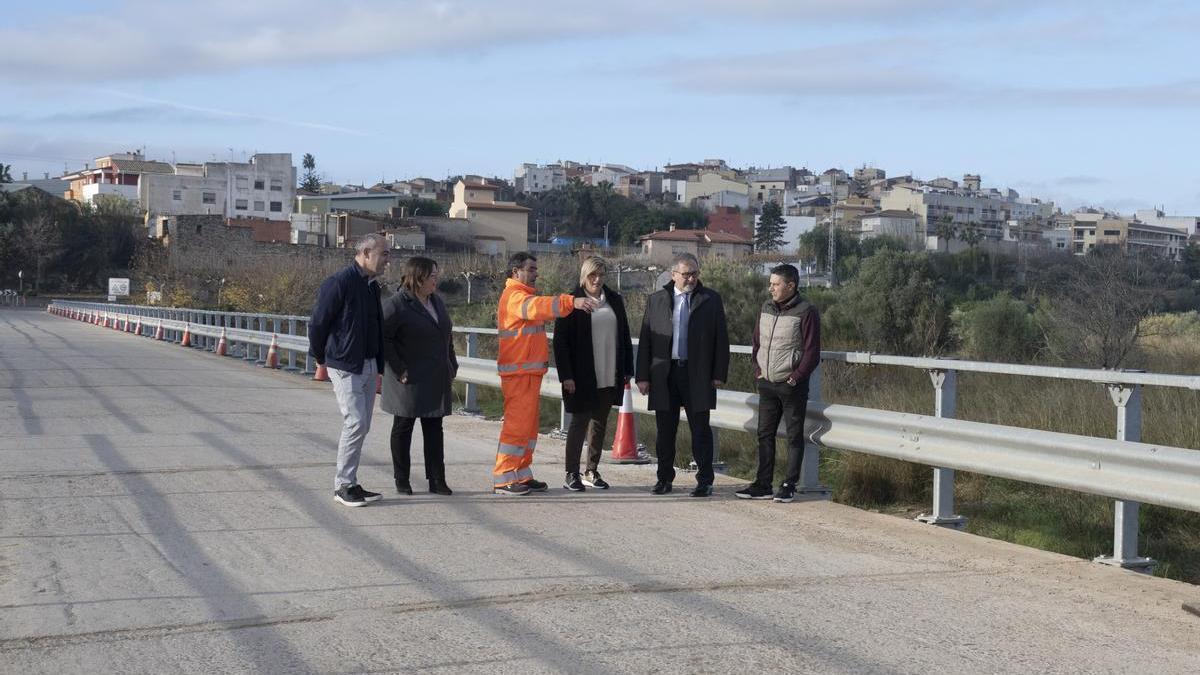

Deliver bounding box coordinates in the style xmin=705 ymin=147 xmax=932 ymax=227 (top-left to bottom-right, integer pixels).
xmin=655 ymin=361 xmax=714 ymax=487
xmin=755 ymin=379 xmax=809 ymax=488
xmin=565 ymin=387 xmax=616 ymax=474
xmin=390 ymin=416 xmax=445 ymax=483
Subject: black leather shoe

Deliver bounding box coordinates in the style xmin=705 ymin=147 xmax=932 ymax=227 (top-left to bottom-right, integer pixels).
xmin=395 ymin=480 xmax=413 ymax=495
xmin=429 ymin=479 xmax=453 ymax=496
xmin=689 ymin=484 xmax=713 ymax=498
xmin=651 ymin=481 xmax=673 ymax=495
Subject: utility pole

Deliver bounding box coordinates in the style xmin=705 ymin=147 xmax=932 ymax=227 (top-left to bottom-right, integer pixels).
xmin=827 ymin=222 xmax=837 ymax=288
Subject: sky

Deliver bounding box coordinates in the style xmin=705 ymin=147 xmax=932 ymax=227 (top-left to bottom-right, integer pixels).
xmin=1 ymin=0 xmax=1198 ymax=215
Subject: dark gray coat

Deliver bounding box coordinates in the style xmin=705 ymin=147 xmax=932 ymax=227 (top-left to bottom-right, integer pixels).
xmin=552 ymin=285 xmax=634 ymax=413
xmin=381 ymin=290 xmax=457 ymax=418
xmin=635 ymin=280 xmax=730 ymax=411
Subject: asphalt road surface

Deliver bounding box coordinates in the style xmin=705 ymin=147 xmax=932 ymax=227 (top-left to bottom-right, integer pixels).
xmin=2 ymin=308 xmax=1198 ymax=673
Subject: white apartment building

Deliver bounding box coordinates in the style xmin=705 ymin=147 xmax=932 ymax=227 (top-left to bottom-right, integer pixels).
xmin=589 ymin=163 xmax=638 ymax=186
xmin=1135 ymin=208 xmax=1199 ymax=237
xmin=881 ymin=184 xmax=1053 ymax=234
xmin=514 ymin=163 xmax=566 ymax=194
xmin=141 ymin=153 xmax=296 ymax=238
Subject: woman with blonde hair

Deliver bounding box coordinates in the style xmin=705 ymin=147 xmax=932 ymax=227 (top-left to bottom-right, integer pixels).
xmin=381 ymin=256 xmax=457 ymax=495
xmin=552 ymin=256 xmax=633 ymax=491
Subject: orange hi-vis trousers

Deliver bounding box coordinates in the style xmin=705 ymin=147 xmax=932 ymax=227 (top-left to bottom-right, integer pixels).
xmin=493 ymin=374 xmax=543 ymax=487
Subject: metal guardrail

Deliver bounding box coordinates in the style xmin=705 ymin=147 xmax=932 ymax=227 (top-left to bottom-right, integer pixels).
xmin=48 ymin=300 xmax=1199 ymax=572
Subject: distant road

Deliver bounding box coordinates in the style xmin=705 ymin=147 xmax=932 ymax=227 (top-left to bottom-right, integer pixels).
xmin=2 ymin=308 xmax=1198 ymax=673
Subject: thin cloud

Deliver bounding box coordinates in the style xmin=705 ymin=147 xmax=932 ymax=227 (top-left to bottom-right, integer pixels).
xmin=0 ymin=0 xmax=1086 ymax=83
xmin=91 ymin=90 xmax=370 ymax=136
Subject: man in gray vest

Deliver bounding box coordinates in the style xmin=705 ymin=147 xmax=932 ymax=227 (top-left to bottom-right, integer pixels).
xmin=738 ymin=263 xmax=821 ymax=503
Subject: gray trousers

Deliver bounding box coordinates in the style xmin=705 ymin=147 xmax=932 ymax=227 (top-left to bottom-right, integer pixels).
xmin=329 ymin=360 xmax=377 ymax=490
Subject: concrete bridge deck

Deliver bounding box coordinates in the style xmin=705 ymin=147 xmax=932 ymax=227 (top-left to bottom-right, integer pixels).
xmin=2 ymin=308 xmax=1198 ymax=673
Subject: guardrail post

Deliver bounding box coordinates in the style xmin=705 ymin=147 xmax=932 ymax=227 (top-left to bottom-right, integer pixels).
xmin=1095 ymin=382 xmax=1155 ymax=572
xmin=554 ymin=401 xmax=571 ymax=439
xmin=461 ymin=332 xmax=482 ymax=414
xmin=242 ymin=316 xmax=255 ymax=362
xmin=286 ymin=318 xmax=298 ymax=371
xmin=799 ymin=363 xmax=831 ymax=495
xmin=916 ymin=369 xmax=967 ymax=529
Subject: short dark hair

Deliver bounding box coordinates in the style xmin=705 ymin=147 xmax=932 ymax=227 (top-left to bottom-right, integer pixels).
xmin=508 ymin=252 xmax=537 ymax=277
xmin=770 ymin=263 xmax=799 ymax=287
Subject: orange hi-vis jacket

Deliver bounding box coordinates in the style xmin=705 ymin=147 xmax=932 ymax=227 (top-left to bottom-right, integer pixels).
xmin=496 ymin=278 xmax=574 ymax=377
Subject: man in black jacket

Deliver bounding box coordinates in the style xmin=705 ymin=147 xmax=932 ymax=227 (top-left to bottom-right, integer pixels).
xmin=635 ymin=253 xmax=730 ymax=497
xmin=309 ymin=233 xmax=389 ymax=507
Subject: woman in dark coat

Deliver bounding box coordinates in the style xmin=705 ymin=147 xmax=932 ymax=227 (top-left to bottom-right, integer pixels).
xmin=381 ymin=256 xmax=457 ymax=495
xmin=552 ymin=256 xmax=634 ymax=492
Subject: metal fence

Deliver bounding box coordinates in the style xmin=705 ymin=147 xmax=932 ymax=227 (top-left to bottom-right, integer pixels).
xmin=47 ymin=299 xmax=1200 ymax=573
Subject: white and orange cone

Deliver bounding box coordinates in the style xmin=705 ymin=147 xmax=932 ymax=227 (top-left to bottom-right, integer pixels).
xmin=608 ymin=382 xmax=651 ymax=464
xmin=180 ymin=323 xmax=192 ymax=348
xmin=216 ymin=328 xmax=228 ymax=356
xmin=264 ymin=334 xmax=279 ymax=368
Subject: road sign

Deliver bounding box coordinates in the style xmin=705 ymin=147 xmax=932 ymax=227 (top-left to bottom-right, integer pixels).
xmin=108 ymin=278 xmax=131 ymax=297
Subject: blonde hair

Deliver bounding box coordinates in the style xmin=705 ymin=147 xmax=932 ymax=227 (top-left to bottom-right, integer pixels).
xmin=579 ymin=255 xmax=608 ymax=286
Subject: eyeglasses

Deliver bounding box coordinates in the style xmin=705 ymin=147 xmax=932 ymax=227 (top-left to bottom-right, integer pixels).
xmin=672 ymin=269 xmax=698 ymax=278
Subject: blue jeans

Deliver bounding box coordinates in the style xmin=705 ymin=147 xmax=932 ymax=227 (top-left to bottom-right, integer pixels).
xmin=329 ymin=360 xmax=377 ymax=490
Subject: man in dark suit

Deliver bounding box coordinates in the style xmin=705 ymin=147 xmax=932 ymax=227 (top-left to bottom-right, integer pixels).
xmin=635 ymin=252 xmax=730 ymax=497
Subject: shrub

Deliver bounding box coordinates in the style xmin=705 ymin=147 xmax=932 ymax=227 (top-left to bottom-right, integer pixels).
xmin=951 ymin=294 xmax=1041 ymax=362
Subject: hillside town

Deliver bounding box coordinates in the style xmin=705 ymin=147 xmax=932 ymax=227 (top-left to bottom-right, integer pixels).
xmin=2 ymin=151 xmax=1195 ymax=274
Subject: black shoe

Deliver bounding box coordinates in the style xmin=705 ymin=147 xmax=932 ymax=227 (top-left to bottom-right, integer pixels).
xmin=494 ymin=482 xmax=532 ymax=496
xmin=395 ymin=480 xmax=413 ymax=495
xmin=582 ymin=470 xmax=609 ymax=489
xmin=429 ymin=479 xmax=453 ymax=496
xmin=334 ymin=486 xmax=367 ymax=507
xmin=690 ymin=484 xmax=713 ymax=498
xmin=521 ymin=478 xmax=549 ymax=492
xmin=564 ymin=472 xmax=585 ymax=492
xmin=735 ymin=484 xmax=774 ymax=500
xmin=350 ymin=484 xmax=383 ymax=502
xmin=651 ymin=481 xmax=672 ymax=495
xmin=773 ymin=483 xmax=796 ymax=503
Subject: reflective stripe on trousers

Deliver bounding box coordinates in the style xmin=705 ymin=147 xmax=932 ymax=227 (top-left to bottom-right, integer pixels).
xmin=493 ymin=374 xmax=543 ymax=486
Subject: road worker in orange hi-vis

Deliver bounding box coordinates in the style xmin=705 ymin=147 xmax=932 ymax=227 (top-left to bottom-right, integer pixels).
xmin=493 ymin=252 xmax=598 ymax=495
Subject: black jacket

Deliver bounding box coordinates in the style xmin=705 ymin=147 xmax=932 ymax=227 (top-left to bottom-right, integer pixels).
xmin=380 ymin=290 xmax=457 ymax=418
xmin=552 ymin=285 xmax=633 ymax=413
xmin=308 ymin=263 xmax=384 ymax=374
xmin=635 ymin=280 xmax=730 ymax=411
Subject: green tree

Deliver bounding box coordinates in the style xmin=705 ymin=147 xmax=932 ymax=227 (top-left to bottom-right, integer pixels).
xmin=0 ymin=162 xmax=12 ymax=183
xmin=1182 ymin=243 xmax=1200 ymax=280
xmin=754 ymin=201 xmax=786 ymax=252
xmin=828 ymin=250 xmax=950 ymax=355
xmin=564 ymin=177 xmax=596 ymax=236
xmin=299 ymin=153 xmax=321 ymax=193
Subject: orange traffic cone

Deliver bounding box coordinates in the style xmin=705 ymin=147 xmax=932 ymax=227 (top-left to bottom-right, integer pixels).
xmin=312 ymin=364 xmax=329 ymax=382
xmin=216 ymin=328 xmax=228 ymax=356
xmin=608 ymin=382 xmax=651 ymax=464
xmin=180 ymin=324 xmax=191 ymax=347
xmin=155 ymin=321 xmax=164 ymax=340
xmin=264 ymin=334 xmax=279 ymax=368
xmin=124 ymin=317 xmax=133 ymax=333
xmin=133 ymin=317 xmax=142 ymax=335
